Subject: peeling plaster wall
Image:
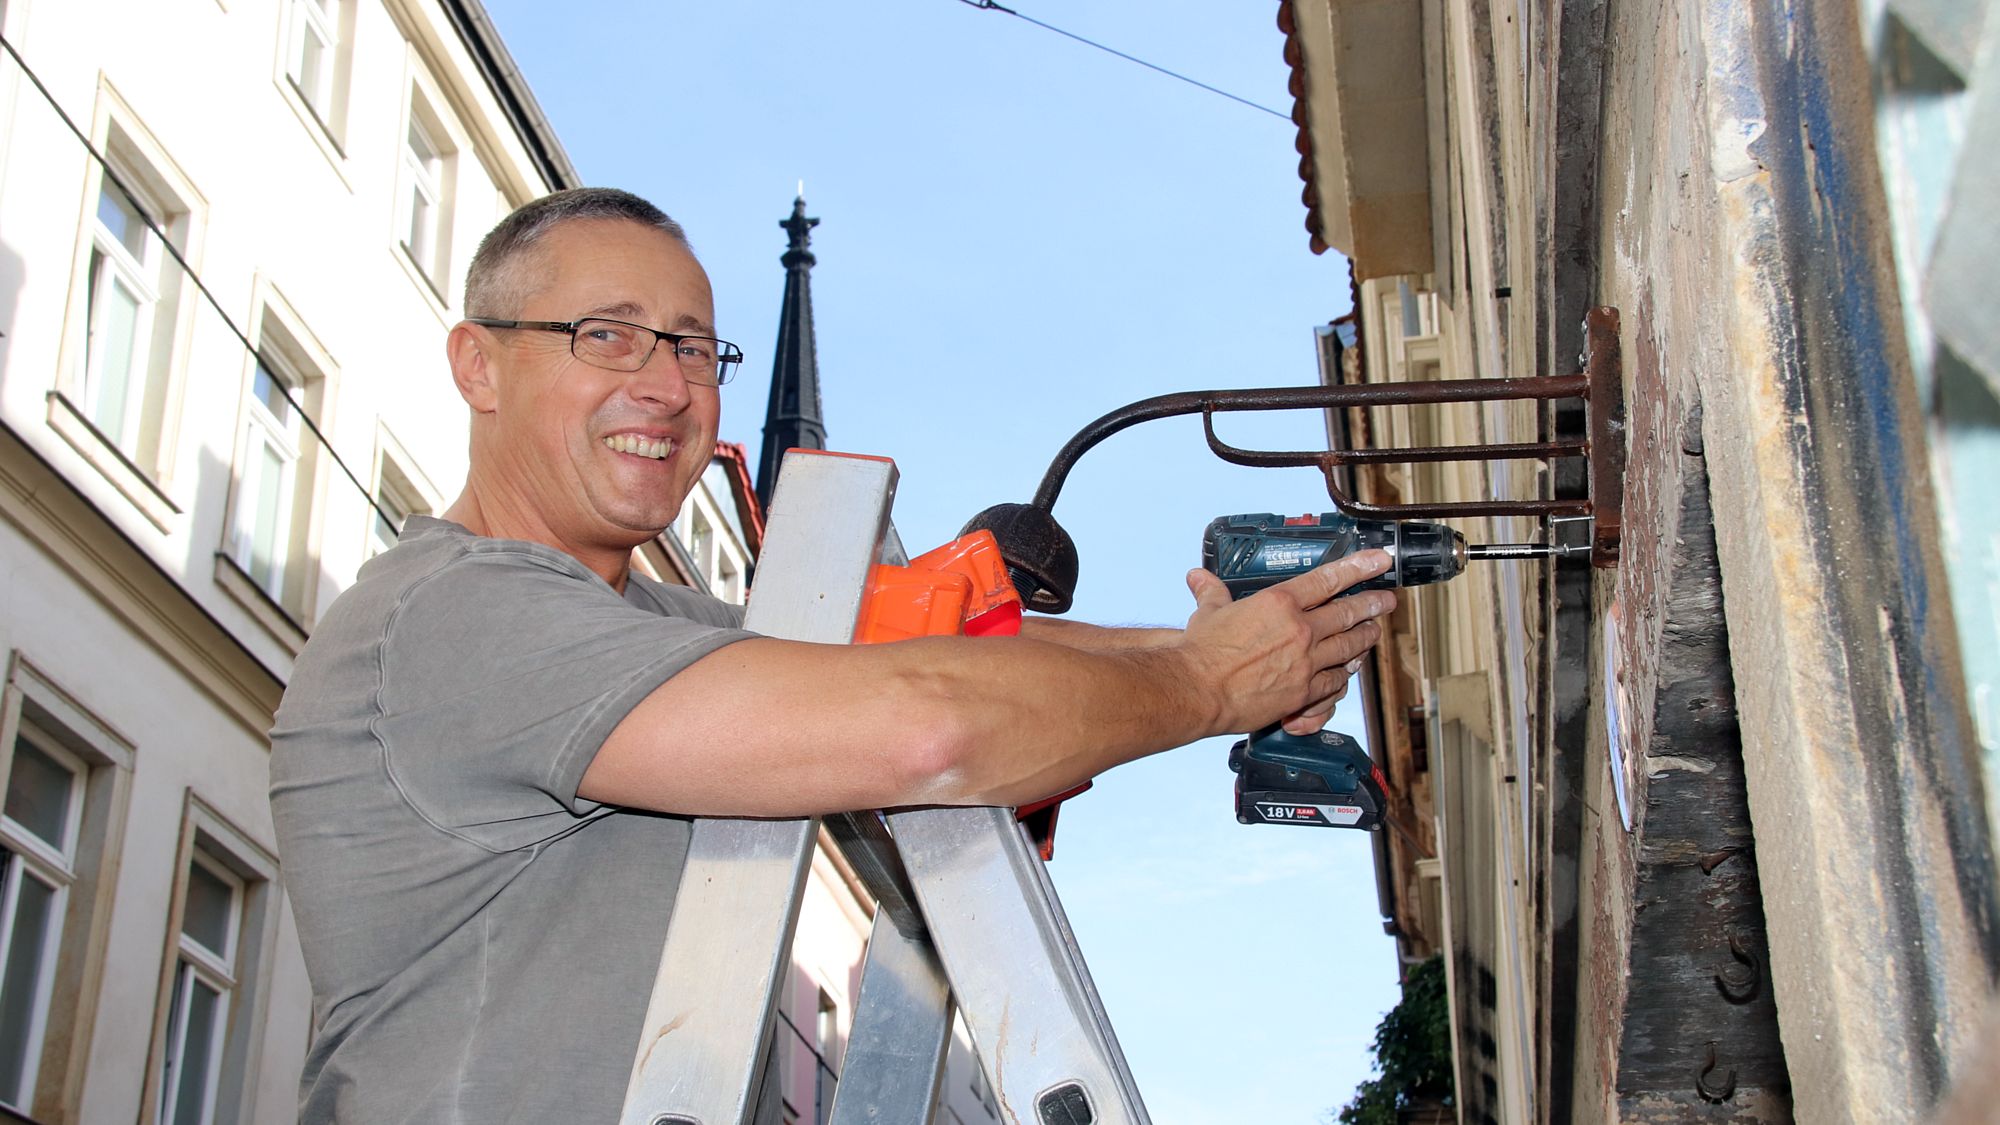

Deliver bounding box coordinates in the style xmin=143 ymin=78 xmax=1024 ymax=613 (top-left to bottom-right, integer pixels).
xmin=1585 ymin=0 xmax=1997 ymax=1120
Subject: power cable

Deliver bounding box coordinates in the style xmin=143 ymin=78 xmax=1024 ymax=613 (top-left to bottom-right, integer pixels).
xmin=957 ymin=0 xmax=1291 ymax=121
xmin=0 ymin=32 xmax=404 ymax=535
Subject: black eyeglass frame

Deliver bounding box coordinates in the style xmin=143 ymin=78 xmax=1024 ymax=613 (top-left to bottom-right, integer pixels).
xmin=466 ymin=317 xmax=746 ymax=386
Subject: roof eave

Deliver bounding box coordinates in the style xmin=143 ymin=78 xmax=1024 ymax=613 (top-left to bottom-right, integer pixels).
xmin=439 ymin=0 xmax=582 ymax=191
xmin=1280 ymin=0 xmax=1435 ymax=280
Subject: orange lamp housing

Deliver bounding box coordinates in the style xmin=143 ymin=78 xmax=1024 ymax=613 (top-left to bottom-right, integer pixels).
xmin=853 ymin=529 xmax=1086 ymax=858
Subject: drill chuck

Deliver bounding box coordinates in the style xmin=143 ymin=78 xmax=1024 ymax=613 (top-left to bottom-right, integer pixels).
xmin=1203 ymin=512 xmax=1468 ymax=598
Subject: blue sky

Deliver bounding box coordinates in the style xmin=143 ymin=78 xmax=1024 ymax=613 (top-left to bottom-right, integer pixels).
xmin=480 ymin=2 xmax=1399 ymax=1119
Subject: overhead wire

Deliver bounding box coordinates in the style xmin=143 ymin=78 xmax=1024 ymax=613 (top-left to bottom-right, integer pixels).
xmin=956 ymin=0 xmax=1292 ymax=122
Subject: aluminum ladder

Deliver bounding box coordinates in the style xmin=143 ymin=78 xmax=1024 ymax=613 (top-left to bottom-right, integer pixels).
xmin=619 ymin=449 xmax=1149 ymax=1125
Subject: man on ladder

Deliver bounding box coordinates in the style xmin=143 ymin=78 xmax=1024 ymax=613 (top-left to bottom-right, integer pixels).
xmin=270 ymin=188 xmax=1395 ymax=1124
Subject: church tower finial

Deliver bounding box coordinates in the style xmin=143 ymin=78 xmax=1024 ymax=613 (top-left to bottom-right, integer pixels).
xmin=757 ymin=194 xmax=827 ymax=509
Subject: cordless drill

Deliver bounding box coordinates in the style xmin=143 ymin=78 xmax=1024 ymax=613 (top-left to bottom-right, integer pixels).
xmin=1205 ymin=512 xmax=1549 ymax=830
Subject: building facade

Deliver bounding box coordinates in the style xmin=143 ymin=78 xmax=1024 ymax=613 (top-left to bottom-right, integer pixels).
xmin=0 ymin=4 xmax=968 ymax=1123
xmin=1280 ymin=0 xmax=2000 ymax=1122
xmin=0 ymin=0 xmax=574 ymax=1118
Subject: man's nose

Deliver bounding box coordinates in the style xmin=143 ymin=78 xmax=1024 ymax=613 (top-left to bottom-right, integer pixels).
xmin=625 ymin=348 xmax=694 ymax=410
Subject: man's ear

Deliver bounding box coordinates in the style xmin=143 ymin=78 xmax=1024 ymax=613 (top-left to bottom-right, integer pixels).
xmin=447 ymin=323 xmax=499 ymax=413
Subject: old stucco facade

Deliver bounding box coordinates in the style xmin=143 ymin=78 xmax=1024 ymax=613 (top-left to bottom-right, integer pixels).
xmin=1283 ymin=0 xmax=2000 ymax=1121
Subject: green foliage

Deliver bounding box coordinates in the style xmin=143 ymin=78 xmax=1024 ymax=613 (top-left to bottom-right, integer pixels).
xmin=1332 ymin=956 xmax=1455 ymax=1125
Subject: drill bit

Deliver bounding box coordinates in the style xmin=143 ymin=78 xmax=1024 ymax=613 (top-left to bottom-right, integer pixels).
xmin=1467 ymin=542 xmax=1588 ymax=561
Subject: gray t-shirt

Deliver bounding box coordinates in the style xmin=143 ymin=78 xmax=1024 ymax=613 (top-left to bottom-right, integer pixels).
xmin=270 ymin=515 xmax=756 ymax=1123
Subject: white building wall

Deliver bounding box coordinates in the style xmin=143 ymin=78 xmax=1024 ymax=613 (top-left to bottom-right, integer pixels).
xmin=0 ymin=0 xmax=561 ymax=1120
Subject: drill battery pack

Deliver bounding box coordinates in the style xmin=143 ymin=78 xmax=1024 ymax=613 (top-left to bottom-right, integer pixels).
xmin=1227 ymin=726 xmax=1388 ymax=830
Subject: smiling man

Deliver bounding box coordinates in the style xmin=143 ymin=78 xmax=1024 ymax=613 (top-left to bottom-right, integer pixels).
xmin=269 ymin=188 xmax=1394 ymax=1123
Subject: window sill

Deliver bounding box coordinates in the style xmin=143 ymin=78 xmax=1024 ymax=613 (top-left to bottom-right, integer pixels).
xmin=274 ymin=76 xmax=354 ymax=193
xmin=45 ymin=392 xmax=181 ymax=532
xmin=391 ymin=242 xmax=449 ymax=325
xmin=213 ymin=552 xmax=309 ymax=657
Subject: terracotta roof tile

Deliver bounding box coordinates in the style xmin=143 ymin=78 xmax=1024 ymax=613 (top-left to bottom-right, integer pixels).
xmin=1276 ymin=0 xmax=1331 ymax=255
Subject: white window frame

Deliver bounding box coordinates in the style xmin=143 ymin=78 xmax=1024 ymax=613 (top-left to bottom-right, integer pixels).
xmin=395 ymin=77 xmax=457 ymax=300
xmin=0 ymin=655 xmax=136 ymax=1124
xmin=144 ymin=798 xmax=280 ymax=1125
xmin=0 ymin=724 xmax=85 ymax=1115
xmin=366 ymin=449 xmax=429 ymax=559
xmin=159 ymin=850 xmax=241 ymax=1125
xmin=218 ymin=285 xmax=338 ymax=642
xmin=228 ymin=360 xmax=303 ymax=602
xmin=53 ymin=87 xmax=206 ymax=523
xmin=284 ymin=0 xmax=339 ymax=127
xmin=78 ymin=169 xmax=165 ymax=456
xmin=675 ymin=485 xmax=751 ymax=604
xmin=403 ymin=116 xmax=442 ymax=273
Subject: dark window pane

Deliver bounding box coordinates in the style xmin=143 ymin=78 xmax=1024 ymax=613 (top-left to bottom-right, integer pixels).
xmin=0 ymin=865 xmax=57 ymax=1106
xmin=5 ymin=739 xmax=77 ymax=852
xmin=181 ymin=862 xmax=234 ymax=957
xmin=169 ymin=972 xmax=221 ymax=1125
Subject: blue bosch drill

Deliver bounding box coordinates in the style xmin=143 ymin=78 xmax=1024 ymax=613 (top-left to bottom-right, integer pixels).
xmin=1205 ymin=512 xmax=1553 ymax=830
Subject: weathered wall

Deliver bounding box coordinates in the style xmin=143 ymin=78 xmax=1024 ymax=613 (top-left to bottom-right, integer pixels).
xmin=1589 ymin=0 xmax=1998 ymax=1119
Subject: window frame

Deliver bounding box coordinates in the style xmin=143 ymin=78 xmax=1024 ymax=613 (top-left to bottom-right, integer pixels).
xmin=142 ymin=796 xmax=280 ymax=1125
xmin=675 ymin=484 xmax=751 ymax=605
xmin=284 ymin=0 xmax=339 ymax=129
xmin=51 ymin=84 xmax=207 ymax=525
xmin=393 ymin=72 xmax=458 ymax=304
xmin=0 ymin=723 xmax=85 ymax=1115
xmin=365 ymin=433 xmax=434 ymax=560
xmin=79 ymin=173 xmax=165 ymax=454
xmin=158 ymin=849 xmax=242 ymax=1125
xmin=217 ymin=282 xmax=338 ymax=645
xmin=0 ymin=654 xmax=136 ymax=1124
xmin=228 ymin=359 xmax=304 ymax=603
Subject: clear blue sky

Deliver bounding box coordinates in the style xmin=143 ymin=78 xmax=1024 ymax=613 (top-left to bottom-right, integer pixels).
xmin=480 ymin=2 xmax=1399 ymax=1120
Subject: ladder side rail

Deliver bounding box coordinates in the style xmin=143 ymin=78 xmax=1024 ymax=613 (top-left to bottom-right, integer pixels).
xmin=621 ymin=452 xmax=899 ymax=1125
xmin=887 ymin=805 xmax=1152 ymax=1125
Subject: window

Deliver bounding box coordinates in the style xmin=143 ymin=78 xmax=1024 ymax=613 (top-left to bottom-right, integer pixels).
xmin=58 ymin=102 xmax=203 ymax=501
xmin=223 ymin=301 xmax=330 ymax=622
xmin=159 ymin=851 xmax=239 ymax=1125
xmin=813 ymin=990 xmax=838 ymax=1124
xmin=284 ymin=0 xmax=341 ymax=128
xmin=717 ymin=550 xmax=743 ymax=604
xmin=148 ymin=802 xmax=278 ymax=1125
xmin=368 ymin=451 xmax=429 ymax=558
xmin=0 ymin=656 xmax=135 ymax=1123
xmin=79 ymin=169 xmax=168 ymax=456
xmin=230 ymin=362 xmax=301 ymax=600
xmin=0 ymin=726 xmax=83 ymax=1112
xmin=398 ymin=89 xmax=455 ymax=294
xmin=689 ymin=509 xmax=714 ymax=576
xmin=968 ymin=1061 xmax=998 ymax=1119
xmin=673 ymin=490 xmax=751 ymax=603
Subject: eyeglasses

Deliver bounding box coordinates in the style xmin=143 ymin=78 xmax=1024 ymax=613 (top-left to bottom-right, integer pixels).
xmin=467 ymin=317 xmax=746 ymax=386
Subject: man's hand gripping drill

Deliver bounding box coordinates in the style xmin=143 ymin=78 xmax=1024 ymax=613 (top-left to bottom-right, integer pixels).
xmin=1180 ymin=548 xmax=1397 ymax=741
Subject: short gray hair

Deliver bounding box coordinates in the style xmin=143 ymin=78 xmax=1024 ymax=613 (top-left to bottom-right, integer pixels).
xmin=463 ymin=188 xmax=690 ymax=318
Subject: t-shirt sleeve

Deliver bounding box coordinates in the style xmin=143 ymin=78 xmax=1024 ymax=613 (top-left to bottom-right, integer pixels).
xmin=374 ymin=549 xmax=756 ymax=851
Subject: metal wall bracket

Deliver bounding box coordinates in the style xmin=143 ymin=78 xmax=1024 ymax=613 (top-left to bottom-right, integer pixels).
xmin=1024 ymin=308 xmax=1627 ymax=568
xmin=1204 ymin=306 xmax=1625 ymax=567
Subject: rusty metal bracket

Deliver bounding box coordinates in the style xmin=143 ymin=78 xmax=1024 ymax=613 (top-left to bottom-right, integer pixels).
xmin=1026 ymin=307 xmax=1626 ymax=567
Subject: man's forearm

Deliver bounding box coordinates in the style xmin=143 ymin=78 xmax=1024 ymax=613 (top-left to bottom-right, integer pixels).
xmin=583 ymin=551 xmax=1397 ymax=819
xmin=1019 ymin=616 xmax=1178 ymax=652
xmin=586 ymin=632 xmax=1224 ymax=816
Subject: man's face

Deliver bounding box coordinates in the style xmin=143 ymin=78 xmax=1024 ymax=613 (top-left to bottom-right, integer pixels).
xmin=468 ymin=219 xmax=722 ymax=552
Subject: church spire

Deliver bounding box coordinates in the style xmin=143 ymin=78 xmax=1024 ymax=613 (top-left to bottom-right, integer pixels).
xmin=756 ymin=193 xmax=827 ymax=509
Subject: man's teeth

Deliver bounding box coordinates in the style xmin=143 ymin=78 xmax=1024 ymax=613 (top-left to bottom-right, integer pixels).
xmin=603 ymin=435 xmax=673 ymax=460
